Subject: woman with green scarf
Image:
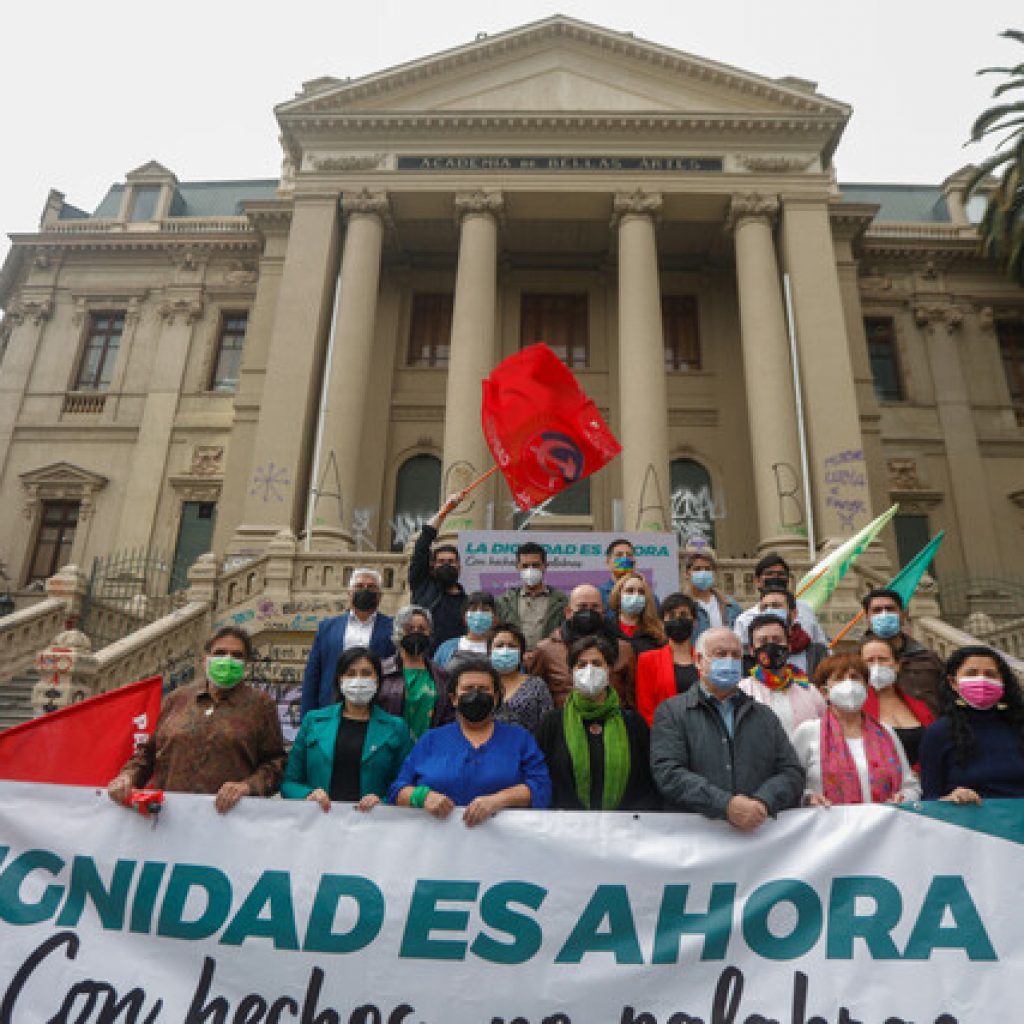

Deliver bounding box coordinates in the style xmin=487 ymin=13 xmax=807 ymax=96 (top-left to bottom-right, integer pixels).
xmin=536 ymin=635 xmax=659 ymax=811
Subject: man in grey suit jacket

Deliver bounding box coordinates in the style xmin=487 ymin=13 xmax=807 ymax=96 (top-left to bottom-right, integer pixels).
xmin=651 ymin=626 xmax=804 ymax=831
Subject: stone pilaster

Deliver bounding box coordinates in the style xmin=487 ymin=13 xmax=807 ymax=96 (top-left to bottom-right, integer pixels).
xmin=439 ymin=190 xmax=503 ymax=533
xmin=613 ymin=190 xmax=670 ymax=532
xmin=729 ymin=194 xmax=805 ymax=552
xmin=307 ymin=190 xmax=389 ymax=549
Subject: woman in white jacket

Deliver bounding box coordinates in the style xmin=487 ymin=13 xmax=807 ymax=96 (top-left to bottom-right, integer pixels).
xmin=793 ymin=653 xmax=920 ymax=807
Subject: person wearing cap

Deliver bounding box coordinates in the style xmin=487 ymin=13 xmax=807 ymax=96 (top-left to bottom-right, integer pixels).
xmin=734 ymin=552 xmax=829 ymax=655
xmin=683 ymin=543 xmax=741 ymax=643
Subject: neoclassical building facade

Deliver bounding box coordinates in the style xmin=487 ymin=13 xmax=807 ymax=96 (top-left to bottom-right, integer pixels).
xmin=2 ymin=16 xmax=1023 ymax=600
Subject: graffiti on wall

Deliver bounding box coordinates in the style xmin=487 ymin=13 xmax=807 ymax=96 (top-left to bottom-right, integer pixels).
xmin=823 ymin=449 xmax=868 ymax=532
xmin=671 ymin=484 xmax=725 ymax=546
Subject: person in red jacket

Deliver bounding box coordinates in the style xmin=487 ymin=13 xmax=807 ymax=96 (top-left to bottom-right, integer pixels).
xmin=636 ymin=593 xmax=699 ymax=726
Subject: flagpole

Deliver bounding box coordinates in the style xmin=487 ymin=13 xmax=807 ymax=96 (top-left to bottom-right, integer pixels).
xmin=831 ymin=609 xmax=865 ymax=646
xmin=783 ymin=273 xmax=816 ymax=561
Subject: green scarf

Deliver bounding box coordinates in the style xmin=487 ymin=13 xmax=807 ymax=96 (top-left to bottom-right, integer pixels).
xmin=402 ymin=667 xmax=436 ymax=739
xmin=562 ymin=688 xmax=630 ymax=810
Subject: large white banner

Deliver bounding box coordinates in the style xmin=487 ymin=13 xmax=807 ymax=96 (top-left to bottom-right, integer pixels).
xmin=0 ymin=781 xmax=1019 ymax=1023
xmin=459 ymin=530 xmax=680 ymax=600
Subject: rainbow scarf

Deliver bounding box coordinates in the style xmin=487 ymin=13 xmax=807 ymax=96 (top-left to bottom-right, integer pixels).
xmin=750 ymin=664 xmax=809 ymax=692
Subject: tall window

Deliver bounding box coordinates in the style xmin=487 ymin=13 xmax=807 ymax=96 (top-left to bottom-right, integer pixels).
xmin=171 ymin=501 xmax=217 ymax=591
xmin=28 ymin=501 xmax=79 ymax=583
xmin=128 ymin=185 xmax=161 ymax=222
xmin=662 ymin=295 xmax=701 ymax=371
xmin=407 ymin=293 xmax=453 ymax=367
xmin=391 ymin=454 xmax=442 ymax=550
xmin=211 ymin=312 xmax=248 ymax=391
xmin=894 ymin=514 xmax=934 ymax=578
xmin=513 ymin=478 xmax=592 ymax=528
xmin=74 ymin=312 xmax=124 ymax=391
xmin=864 ymin=316 xmax=903 ymax=401
xmin=520 ymin=293 xmax=588 ymax=368
xmin=997 ymin=320 xmax=1024 ymax=406
xmin=670 ymin=458 xmax=717 ymax=547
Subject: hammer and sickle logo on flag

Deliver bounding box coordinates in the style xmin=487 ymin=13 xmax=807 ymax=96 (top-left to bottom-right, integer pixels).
xmin=528 ymin=430 xmax=585 ymax=488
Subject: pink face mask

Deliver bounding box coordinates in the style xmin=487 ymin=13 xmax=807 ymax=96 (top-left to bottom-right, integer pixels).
xmin=957 ymin=675 xmax=1004 ymax=711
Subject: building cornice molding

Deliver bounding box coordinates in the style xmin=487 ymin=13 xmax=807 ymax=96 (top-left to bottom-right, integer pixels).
xmin=7 ymin=235 xmax=260 ymax=259
xmin=19 ymin=462 xmax=109 ymax=521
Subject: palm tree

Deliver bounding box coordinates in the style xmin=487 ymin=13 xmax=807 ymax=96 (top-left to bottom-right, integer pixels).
xmin=965 ymin=29 xmax=1024 ymax=284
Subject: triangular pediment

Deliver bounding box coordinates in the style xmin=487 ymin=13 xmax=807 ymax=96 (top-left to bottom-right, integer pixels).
xmin=126 ymin=160 xmax=178 ymax=183
xmin=278 ymin=16 xmax=848 ymax=120
xmin=20 ymin=462 xmax=109 ymax=490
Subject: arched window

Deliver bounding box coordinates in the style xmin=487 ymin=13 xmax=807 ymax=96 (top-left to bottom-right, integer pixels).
xmin=670 ymin=458 xmax=718 ymax=547
xmin=391 ymin=454 xmax=441 ymax=550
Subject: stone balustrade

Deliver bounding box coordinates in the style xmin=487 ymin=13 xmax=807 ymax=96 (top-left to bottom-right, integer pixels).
xmin=913 ymin=615 xmax=1024 ymax=677
xmin=0 ymin=598 xmax=67 ymax=683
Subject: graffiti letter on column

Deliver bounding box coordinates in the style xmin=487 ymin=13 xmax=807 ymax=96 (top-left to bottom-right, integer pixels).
xmin=311 ymin=450 xmax=344 ymax=527
xmin=351 ymin=508 xmax=377 ymax=552
xmin=391 ymin=512 xmax=431 ymax=549
xmin=636 ymin=464 xmax=668 ymax=532
xmin=444 ymin=460 xmax=478 ymax=531
xmin=250 ymin=463 xmax=292 ymax=503
xmin=771 ymin=462 xmax=804 ymax=529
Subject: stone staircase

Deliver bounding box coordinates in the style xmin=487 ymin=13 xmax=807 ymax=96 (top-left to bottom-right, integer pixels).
xmin=1 ymin=530 xmax=1022 ymax=731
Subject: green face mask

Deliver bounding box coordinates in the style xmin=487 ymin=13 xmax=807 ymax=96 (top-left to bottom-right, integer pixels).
xmin=206 ymin=655 xmax=246 ymax=689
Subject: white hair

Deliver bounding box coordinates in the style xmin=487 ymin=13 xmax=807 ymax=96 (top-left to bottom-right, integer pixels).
xmin=350 ymin=567 xmax=382 ymax=587
xmin=696 ymin=626 xmax=740 ymax=659
xmin=393 ymin=604 xmax=433 ymax=646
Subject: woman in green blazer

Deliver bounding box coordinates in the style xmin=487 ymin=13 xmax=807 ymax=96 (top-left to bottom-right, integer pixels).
xmin=283 ymin=646 xmax=414 ymax=811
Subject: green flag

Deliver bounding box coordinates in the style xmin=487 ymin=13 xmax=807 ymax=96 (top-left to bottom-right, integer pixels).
xmin=888 ymin=531 xmax=944 ymax=606
xmin=796 ymin=504 xmax=900 ymax=612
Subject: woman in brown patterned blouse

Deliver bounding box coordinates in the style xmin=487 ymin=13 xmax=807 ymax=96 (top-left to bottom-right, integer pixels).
xmin=107 ymin=626 xmax=286 ymax=813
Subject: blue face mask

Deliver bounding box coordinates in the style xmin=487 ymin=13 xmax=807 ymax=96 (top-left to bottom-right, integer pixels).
xmin=870 ymin=611 xmax=901 ymax=639
xmin=621 ymin=593 xmax=646 ymax=615
xmin=708 ymin=657 xmax=743 ymax=691
xmin=691 ymin=569 xmax=714 ymax=591
xmin=490 ymin=647 xmax=520 ymax=674
xmin=467 ymin=610 xmax=494 ymax=635
xmin=762 ymin=607 xmax=789 ymax=624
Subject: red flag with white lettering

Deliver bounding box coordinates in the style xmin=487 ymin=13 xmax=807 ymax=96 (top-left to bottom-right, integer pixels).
xmin=482 ymin=344 xmax=621 ymax=510
xmin=0 ymin=676 xmax=163 ymax=786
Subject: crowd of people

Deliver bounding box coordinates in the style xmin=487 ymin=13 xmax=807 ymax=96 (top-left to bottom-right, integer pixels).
xmin=108 ymin=492 xmax=1024 ymax=828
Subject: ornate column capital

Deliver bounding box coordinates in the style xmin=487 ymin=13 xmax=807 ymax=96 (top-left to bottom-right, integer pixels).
xmin=913 ymin=303 xmax=963 ymax=333
xmin=158 ymin=296 xmax=204 ymax=325
xmin=341 ymin=188 xmax=391 ymax=219
xmin=727 ymin=192 xmax=779 ymax=230
xmin=611 ymin=189 xmax=663 ymax=228
xmin=454 ymin=189 xmax=505 ymax=225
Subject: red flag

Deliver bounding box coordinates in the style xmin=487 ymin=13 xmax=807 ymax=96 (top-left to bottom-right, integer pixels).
xmin=482 ymin=344 xmax=622 ymax=510
xmin=0 ymin=676 xmax=163 ymax=786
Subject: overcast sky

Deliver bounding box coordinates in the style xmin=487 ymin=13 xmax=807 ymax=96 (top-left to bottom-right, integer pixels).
xmin=2 ymin=1 xmax=1021 ymax=267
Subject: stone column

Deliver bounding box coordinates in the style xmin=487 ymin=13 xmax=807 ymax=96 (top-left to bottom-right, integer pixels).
xmin=729 ymin=194 xmax=805 ymax=552
xmin=307 ymin=190 xmax=389 ymax=549
xmin=915 ymin=303 xmax=999 ymax=571
xmin=439 ymin=190 xmax=503 ymax=533
xmin=230 ymin=193 xmax=342 ymax=554
xmin=780 ymin=195 xmax=875 ymax=540
xmin=613 ymin=191 xmax=670 ymax=533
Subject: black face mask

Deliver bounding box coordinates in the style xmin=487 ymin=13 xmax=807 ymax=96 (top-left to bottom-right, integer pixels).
xmin=400 ymin=632 xmax=430 ymax=657
xmin=664 ymin=617 xmax=694 ymax=643
xmin=351 ymin=589 xmax=379 ymax=613
xmin=457 ymin=690 xmax=495 ymax=723
xmin=434 ymin=564 xmax=459 ymax=586
xmin=755 ymin=642 xmax=790 ymax=672
xmin=570 ymin=608 xmax=604 ymax=636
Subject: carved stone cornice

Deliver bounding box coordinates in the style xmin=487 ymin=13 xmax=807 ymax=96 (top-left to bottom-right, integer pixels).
xmin=20 ymin=462 xmax=108 ymax=521
xmin=735 ymin=153 xmax=816 ymax=173
xmin=913 ymin=303 xmax=963 ymax=332
xmin=611 ymin=189 xmax=663 ymax=228
xmin=168 ymin=475 xmax=222 ymax=503
xmin=7 ymin=296 xmax=54 ymax=326
xmin=727 ymin=192 xmax=779 ymax=230
xmin=158 ymin=297 xmax=204 ymax=325
xmin=313 ymin=153 xmax=388 ymax=172
xmin=454 ymin=189 xmax=505 ymax=225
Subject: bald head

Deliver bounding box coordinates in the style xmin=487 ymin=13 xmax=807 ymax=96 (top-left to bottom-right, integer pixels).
xmin=568 ymin=584 xmax=603 ymax=616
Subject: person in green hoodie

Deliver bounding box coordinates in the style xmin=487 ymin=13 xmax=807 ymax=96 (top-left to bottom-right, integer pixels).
xmin=282 ymin=646 xmax=414 ymax=812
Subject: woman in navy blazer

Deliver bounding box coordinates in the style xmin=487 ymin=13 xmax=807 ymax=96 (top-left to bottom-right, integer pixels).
xmin=284 ymin=647 xmax=413 ymax=812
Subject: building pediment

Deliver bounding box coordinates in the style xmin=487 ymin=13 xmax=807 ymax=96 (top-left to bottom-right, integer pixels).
xmin=278 ymin=16 xmax=849 ymax=122
xmin=20 ymin=462 xmax=109 ymax=490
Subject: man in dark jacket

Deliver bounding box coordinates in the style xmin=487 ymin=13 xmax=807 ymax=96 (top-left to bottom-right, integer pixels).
xmin=408 ymin=489 xmax=470 ymax=653
xmin=651 ymin=626 xmax=804 ymax=830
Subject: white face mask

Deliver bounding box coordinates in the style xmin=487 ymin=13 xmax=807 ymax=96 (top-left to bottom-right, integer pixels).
xmin=520 ymin=567 xmax=543 ymax=587
xmin=869 ymin=664 xmax=897 ymax=690
xmin=573 ymin=664 xmax=609 ymax=698
xmin=829 ymin=678 xmax=868 ymax=713
xmin=340 ymin=677 xmax=377 ymax=706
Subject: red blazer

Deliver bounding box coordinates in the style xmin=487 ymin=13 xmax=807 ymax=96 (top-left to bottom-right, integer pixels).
xmin=637 ymin=644 xmax=693 ymax=727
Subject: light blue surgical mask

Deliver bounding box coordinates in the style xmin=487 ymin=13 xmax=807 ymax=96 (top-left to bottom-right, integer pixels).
xmin=467 ymin=610 xmax=494 ymax=635
xmin=870 ymin=611 xmax=901 ymax=639
xmin=708 ymin=657 xmax=743 ymax=691
xmin=762 ymin=607 xmax=789 ymax=624
xmin=691 ymin=570 xmax=714 ymax=591
xmin=490 ymin=647 xmax=520 ymax=674
xmin=621 ymin=593 xmax=646 ymax=615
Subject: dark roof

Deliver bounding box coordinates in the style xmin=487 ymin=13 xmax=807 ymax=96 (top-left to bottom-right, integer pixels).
xmin=83 ymin=179 xmax=279 ymax=220
xmin=837 ymin=183 xmax=950 ymax=223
